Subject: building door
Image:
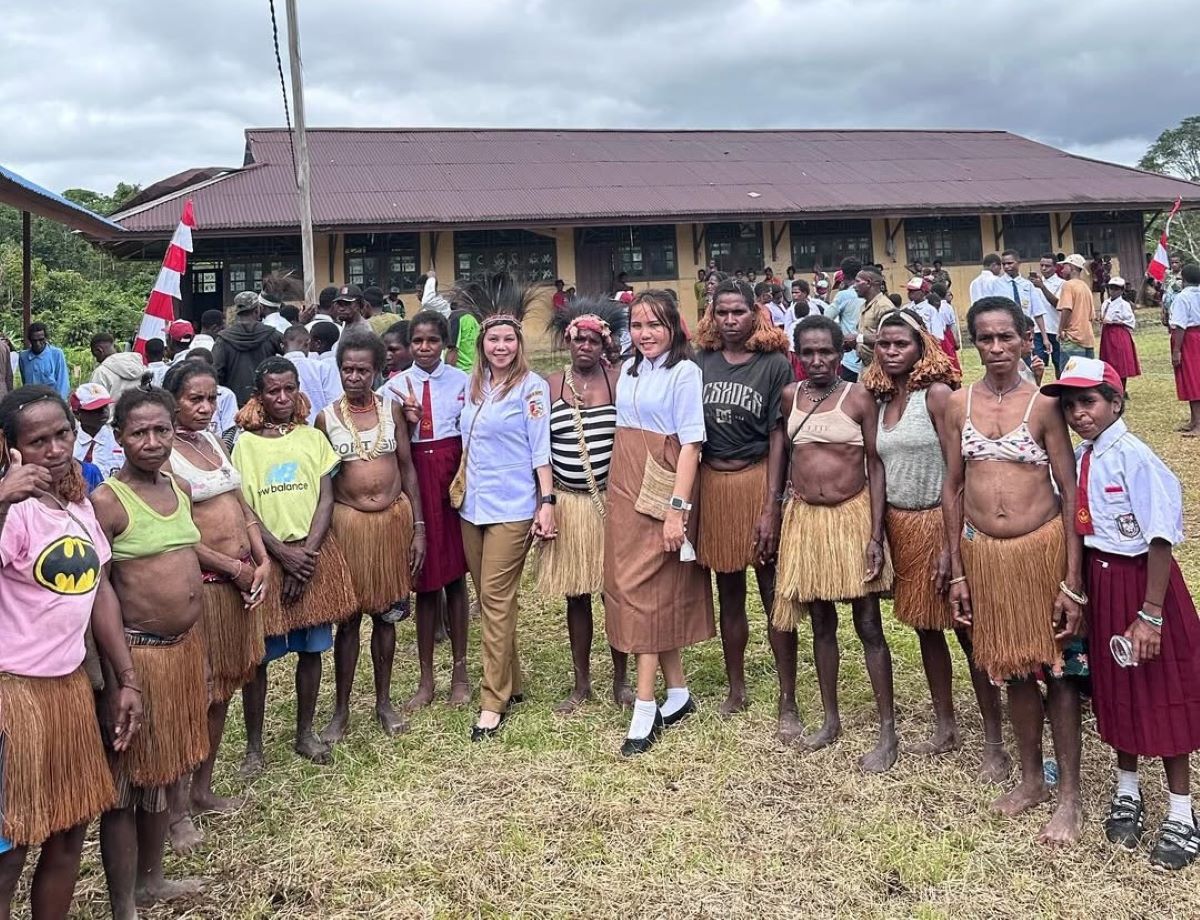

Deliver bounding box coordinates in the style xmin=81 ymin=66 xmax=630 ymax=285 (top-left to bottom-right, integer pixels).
xmin=576 ymin=241 xmax=616 ymax=295
xmin=188 ymin=263 xmax=224 ymax=324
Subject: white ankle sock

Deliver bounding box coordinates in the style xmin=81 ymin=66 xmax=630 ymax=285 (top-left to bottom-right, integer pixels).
xmin=1168 ymin=792 xmax=1195 ymax=827
xmin=1117 ymin=769 xmax=1141 ymax=800
xmin=661 ymin=687 xmax=690 ymax=719
xmin=627 ymin=698 xmax=658 ymax=739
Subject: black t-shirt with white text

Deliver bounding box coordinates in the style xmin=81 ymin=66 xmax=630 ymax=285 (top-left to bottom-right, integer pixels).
xmin=696 ymin=349 xmax=792 ymax=462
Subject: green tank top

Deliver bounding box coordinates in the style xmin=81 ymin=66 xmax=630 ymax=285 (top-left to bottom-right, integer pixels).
xmin=105 ymin=474 xmax=201 ymax=562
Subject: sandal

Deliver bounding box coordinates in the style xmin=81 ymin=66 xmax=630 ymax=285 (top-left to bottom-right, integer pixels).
xmin=1150 ymin=815 xmax=1200 ymax=871
xmin=1103 ymin=794 xmax=1145 ymax=850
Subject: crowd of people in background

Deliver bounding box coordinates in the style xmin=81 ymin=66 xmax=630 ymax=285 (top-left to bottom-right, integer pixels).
xmin=4 ymin=246 xmax=1200 ymax=919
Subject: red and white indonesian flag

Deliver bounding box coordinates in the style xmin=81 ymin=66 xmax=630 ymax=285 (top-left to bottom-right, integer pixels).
xmin=1147 ymin=197 xmax=1182 ymax=283
xmin=134 ymin=200 xmax=195 ymax=358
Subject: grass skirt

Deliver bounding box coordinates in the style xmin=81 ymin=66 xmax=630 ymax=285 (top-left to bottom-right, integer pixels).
xmin=961 ymin=516 xmax=1065 ymax=681
xmin=0 ymin=668 xmax=115 ymax=845
xmin=332 ymin=498 xmax=414 ymax=616
xmin=773 ymin=488 xmax=893 ymax=629
xmin=200 ymin=580 xmax=265 ymax=702
xmin=695 ymin=460 xmax=767 ymax=573
xmin=536 ymin=488 xmax=605 ymax=597
xmin=886 ymin=505 xmax=954 ymax=630
xmin=260 ymin=535 xmax=357 ymax=636
xmin=117 ymin=629 xmax=209 ymax=789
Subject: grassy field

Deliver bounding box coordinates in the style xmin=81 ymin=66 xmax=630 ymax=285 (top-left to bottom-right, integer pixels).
xmin=55 ymin=319 xmax=1200 ymax=919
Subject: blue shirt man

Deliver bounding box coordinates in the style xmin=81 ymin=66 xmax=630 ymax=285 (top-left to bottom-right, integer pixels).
xmin=18 ymin=323 xmax=70 ymax=397
xmin=825 ymin=286 xmax=865 ymax=380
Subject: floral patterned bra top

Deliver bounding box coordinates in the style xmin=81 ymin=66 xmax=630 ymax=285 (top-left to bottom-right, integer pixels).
xmin=960 ymin=384 xmax=1049 ymax=466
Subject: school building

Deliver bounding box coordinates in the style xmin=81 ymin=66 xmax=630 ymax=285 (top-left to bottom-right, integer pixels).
xmin=107 ymin=128 xmax=1200 ymax=340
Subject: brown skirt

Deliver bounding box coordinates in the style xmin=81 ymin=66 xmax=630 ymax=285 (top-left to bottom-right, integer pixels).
xmin=116 ymin=629 xmax=209 ymax=789
xmin=886 ymin=506 xmax=954 ymax=631
xmin=0 ymin=668 xmax=115 ymax=845
xmin=199 ymin=580 xmax=266 ymax=702
xmin=773 ymin=488 xmax=893 ymax=630
xmin=961 ymin=516 xmax=1066 ymax=681
xmin=695 ymin=459 xmax=767 ymax=573
xmin=260 ymin=535 xmax=357 ymax=636
xmin=332 ymin=498 xmax=414 ymax=616
xmin=603 ymin=427 xmax=714 ymax=654
xmin=536 ymin=488 xmax=605 ymax=597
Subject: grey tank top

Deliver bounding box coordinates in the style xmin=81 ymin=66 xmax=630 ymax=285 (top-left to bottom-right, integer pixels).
xmin=875 ymin=389 xmax=944 ymax=510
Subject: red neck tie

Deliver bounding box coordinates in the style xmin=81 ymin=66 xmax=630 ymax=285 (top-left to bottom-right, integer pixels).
xmin=84 ymin=440 xmax=96 ymax=464
xmin=419 ymin=380 xmax=434 ymax=440
xmin=1075 ymin=445 xmax=1094 ymax=536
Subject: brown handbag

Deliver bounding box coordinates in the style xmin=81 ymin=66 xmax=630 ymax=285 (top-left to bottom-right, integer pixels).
xmin=630 ymin=372 xmax=676 ymax=521
xmin=449 ymin=392 xmax=486 ymax=510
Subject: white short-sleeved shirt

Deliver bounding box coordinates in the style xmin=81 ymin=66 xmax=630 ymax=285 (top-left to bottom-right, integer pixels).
xmin=73 ymin=424 xmax=124 ymax=477
xmin=938 ymin=302 xmax=959 ymax=336
xmin=379 ymin=361 xmax=468 ymax=443
xmin=969 ymin=271 xmax=1004 ymax=305
xmin=1078 ymin=419 xmax=1183 ymax=556
xmin=615 ymin=354 xmax=706 ymax=444
xmin=997 ymin=274 xmax=1037 ymax=318
xmin=1169 ymin=287 xmax=1200 ymax=329
xmin=284 ymin=351 xmax=345 ymax=425
xmin=1102 ymin=297 xmax=1136 ymax=330
xmin=458 ymin=372 xmax=551 ymax=525
xmin=1032 ymin=274 xmax=1063 ymax=334
xmin=912 ymin=300 xmax=945 ymax=339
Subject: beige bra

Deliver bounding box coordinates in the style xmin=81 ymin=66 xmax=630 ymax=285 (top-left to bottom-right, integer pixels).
xmin=787 ymin=384 xmax=863 ymax=447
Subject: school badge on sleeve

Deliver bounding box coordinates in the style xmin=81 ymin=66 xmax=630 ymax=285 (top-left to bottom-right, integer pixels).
xmin=527 ymin=395 xmax=545 ymax=419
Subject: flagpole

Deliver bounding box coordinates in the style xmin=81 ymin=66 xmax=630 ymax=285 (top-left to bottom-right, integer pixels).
xmin=284 ymin=0 xmax=317 ymax=306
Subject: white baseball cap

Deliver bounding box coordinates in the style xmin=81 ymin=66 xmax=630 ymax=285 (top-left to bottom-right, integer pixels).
xmin=905 ymin=277 xmax=925 ymax=291
xmin=70 ymin=382 xmax=112 ymax=411
xmin=1107 ymin=276 xmax=1126 ymax=287
xmin=1059 ymin=254 xmax=1088 ymax=271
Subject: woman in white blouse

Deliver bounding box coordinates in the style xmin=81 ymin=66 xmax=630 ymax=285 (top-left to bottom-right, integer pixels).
xmin=604 ymin=290 xmax=715 ymax=756
xmin=457 ymin=281 xmax=554 ymax=740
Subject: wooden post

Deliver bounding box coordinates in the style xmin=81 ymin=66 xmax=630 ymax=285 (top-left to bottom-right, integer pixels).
xmin=21 ymin=210 xmax=31 ymax=332
xmin=284 ymin=0 xmax=316 ymax=306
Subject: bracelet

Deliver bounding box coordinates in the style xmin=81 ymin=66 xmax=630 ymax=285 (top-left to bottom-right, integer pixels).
xmin=246 ymin=520 xmax=261 ymax=529
xmin=413 ymin=520 xmax=426 ymax=526
xmin=1058 ymin=581 xmax=1088 ymax=605
xmin=117 ymin=668 xmax=143 ymax=693
xmin=948 ymin=575 xmax=968 ymax=585
xmin=1137 ymin=609 xmax=1164 ymax=629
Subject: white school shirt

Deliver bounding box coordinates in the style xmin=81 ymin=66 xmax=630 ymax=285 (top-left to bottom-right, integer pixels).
xmin=969 ymin=270 xmax=1003 ymax=305
xmin=1168 ymin=287 xmax=1200 ymax=329
xmin=1032 ymin=274 xmax=1062 ymax=334
xmin=213 ymin=386 xmax=238 ymax=434
xmin=938 ymin=302 xmax=959 ymax=339
xmin=458 ymin=372 xmax=551 ymax=525
xmin=998 ymin=273 xmax=1037 ymax=318
xmin=284 ymin=351 xmax=345 ymax=425
xmin=421 ymin=276 xmax=452 ymax=319
xmin=1101 ymin=296 xmax=1136 ymax=330
xmin=615 ymin=354 xmax=706 ymax=444
xmin=378 ymin=361 xmax=468 ymax=442
xmin=1078 ymin=419 xmax=1183 ymax=556
xmin=767 ymin=302 xmax=789 ymax=328
xmin=911 ymin=300 xmax=945 ymax=338
xmin=73 ymin=424 xmax=124 ymax=477
xmin=263 ymin=312 xmax=292 ymax=333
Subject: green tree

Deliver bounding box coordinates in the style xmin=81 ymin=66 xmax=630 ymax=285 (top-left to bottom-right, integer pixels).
xmin=1139 ymin=116 xmax=1200 ymax=264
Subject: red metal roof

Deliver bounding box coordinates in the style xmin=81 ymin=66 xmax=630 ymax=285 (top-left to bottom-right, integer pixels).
xmin=110 ymin=128 xmax=1200 ymax=237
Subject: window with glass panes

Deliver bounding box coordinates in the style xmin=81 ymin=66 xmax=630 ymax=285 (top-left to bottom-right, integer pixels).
xmin=903 ymin=216 xmax=982 ymax=264
xmin=706 ymin=223 xmax=764 ymax=273
xmin=789 ymin=219 xmax=873 ymax=271
xmin=191 ymin=261 xmax=219 ymax=295
xmin=996 ymin=214 xmax=1051 ymax=261
xmin=1071 ymin=210 xmax=1140 ymax=259
xmin=343 ymin=233 xmax=420 ymax=291
xmin=454 ymin=229 xmax=557 ymax=284
xmin=576 ymin=225 xmax=677 ymax=279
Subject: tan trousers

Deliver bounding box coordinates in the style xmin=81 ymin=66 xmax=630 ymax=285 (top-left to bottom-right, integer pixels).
xmin=460 ymin=518 xmax=532 ymax=713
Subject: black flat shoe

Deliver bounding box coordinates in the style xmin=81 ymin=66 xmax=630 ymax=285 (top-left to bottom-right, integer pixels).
xmin=1150 ymin=814 xmax=1200 ymax=870
xmin=470 ymin=710 xmax=507 ymax=742
xmin=508 ymin=693 xmax=525 ymax=707
xmin=620 ymin=710 xmax=664 ymax=757
xmin=662 ymin=695 xmax=696 ymax=728
xmin=1103 ymin=794 xmax=1146 ymax=850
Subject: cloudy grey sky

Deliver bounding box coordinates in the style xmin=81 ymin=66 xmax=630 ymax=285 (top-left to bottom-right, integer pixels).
xmin=3 ymin=0 xmax=1198 ymax=195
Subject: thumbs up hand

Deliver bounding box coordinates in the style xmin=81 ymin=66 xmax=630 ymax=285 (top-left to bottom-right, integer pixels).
xmin=0 ymin=448 xmax=54 ymax=505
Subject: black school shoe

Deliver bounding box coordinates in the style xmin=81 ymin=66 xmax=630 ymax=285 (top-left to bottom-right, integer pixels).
xmin=1103 ymin=794 xmax=1146 ymax=850
xmin=470 ymin=709 xmax=508 ymax=742
xmin=620 ymin=710 xmax=664 ymax=757
xmin=1150 ymin=814 xmax=1200 ymax=871
xmin=661 ymin=695 xmax=697 ymax=728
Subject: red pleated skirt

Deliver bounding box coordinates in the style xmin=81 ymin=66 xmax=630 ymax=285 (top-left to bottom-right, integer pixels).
xmin=1086 ymin=549 xmax=1200 ymax=757
xmin=1175 ymin=328 xmax=1200 ymax=401
xmin=939 ymin=330 xmax=961 ymax=373
xmin=1099 ymin=324 xmax=1141 ymax=379
xmin=411 ymin=436 xmax=468 ymax=593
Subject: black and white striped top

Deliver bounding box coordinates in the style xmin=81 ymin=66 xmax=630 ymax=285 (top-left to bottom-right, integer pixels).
xmin=549 ymin=398 xmax=617 ymax=492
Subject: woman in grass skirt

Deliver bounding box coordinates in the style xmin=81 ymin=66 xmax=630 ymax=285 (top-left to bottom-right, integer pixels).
xmin=0 ymin=387 xmax=141 ymax=919
xmin=693 ymin=278 xmax=799 ymax=739
xmin=1098 ymin=277 xmax=1140 ymax=391
xmin=1045 ymin=358 xmax=1200 ymax=870
xmin=537 ymin=299 xmax=632 ymax=712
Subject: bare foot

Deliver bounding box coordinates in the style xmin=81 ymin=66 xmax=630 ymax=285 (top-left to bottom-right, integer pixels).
xmin=555 ymin=686 xmax=592 ymax=714
xmin=718 ymin=689 xmax=748 ymax=718
xmin=135 ymin=876 xmax=205 ymax=907
xmin=448 ymin=678 xmax=471 ymax=707
xmin=295 ymin=732 xmax=333 ymax=765
xmin=190 ymin=789 xmax=246 ymax=816
xmin=376 ymin=704 xmax=409 ymax=736
xmin=404 ymin=683 xmax=436 ymax=711
xmin=802 ymin=719 xmax=842 ymax=751
xmin=903 ymin=727 xmax=961 ymax=756
xmin=167 ymin=814 xmax=204 ymax=856
xmin=239 ymin=750 xmax=265 ymax=780
xmin=1038 ymin=796 xmax=1084 ymax=846
xmin=859 ymin=733 xmax=900 ymax=773
xmin=319 ymin=711 xmax=349 ymax=745
xmin=992 ymin=779 xmax=1051 ymax=817
xmin=613 ymin=681 xmax=635 ymax=708
xmin=978 ymin=744 xmax=1013 ymax=784
xmin=775 ymin=708 xmax=804 ymax=745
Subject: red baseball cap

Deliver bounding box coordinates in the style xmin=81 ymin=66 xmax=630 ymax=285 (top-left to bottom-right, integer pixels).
xmin=70 ymin=382 xmax=113 ymax=411
xmin=167 ymin=320 xmax=195 ymax=342
xmin=1040 ymin=357 xmax=1124 ymax=397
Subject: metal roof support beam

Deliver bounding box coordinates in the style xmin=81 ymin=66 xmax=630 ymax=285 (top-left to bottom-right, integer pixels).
xmin=22 ymin=211 xmax=31 ymax=332
xmin=769 ymin=220 xmax=787 ymax=261
xmin=885 ymin=217 xmax=904 ymax=242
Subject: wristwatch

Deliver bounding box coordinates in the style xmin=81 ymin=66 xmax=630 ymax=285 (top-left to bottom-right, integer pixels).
xmin=539 ymin=494 xmax=557 ymax=506
xmin=668 ymin=496 xmax=692 ymax=512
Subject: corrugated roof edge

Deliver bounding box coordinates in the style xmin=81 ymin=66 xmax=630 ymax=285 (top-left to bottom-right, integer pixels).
xmin=108 ymin=166 xmax=251 ymax=222
xmin=0 ymin=163 xmax=127 ymax=239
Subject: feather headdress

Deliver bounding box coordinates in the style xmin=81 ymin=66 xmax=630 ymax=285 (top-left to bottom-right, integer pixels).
xmin=453 ymin=272 xmax=539 ymax=332
xmin=546 ymin=295 xmax=628 ymax=362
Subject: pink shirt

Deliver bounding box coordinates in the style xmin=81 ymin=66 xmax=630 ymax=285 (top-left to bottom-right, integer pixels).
xmin=0 ymin=497 xmax=111 ymax=677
